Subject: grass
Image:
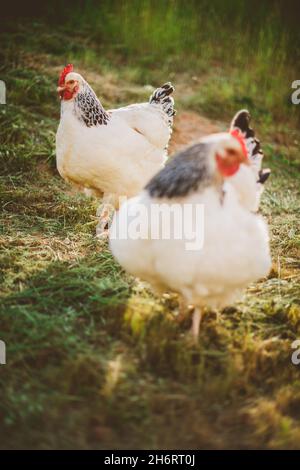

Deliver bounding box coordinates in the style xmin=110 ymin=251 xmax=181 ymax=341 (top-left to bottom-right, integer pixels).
xmin=0 ymin=1 xmax=300 ymax=449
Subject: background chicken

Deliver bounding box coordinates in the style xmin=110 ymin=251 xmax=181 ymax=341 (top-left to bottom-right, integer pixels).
xmin=109 ymin=111 xmax=272 ymax=339
xmin=229 ymin=109 xmax=271 ymax=211
xmin=56 ymin=64 xmax=175 ymax=234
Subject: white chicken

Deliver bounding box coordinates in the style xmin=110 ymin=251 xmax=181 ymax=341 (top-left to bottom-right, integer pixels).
xmin=109 ymin=110 xmax=271 ymax=339
xmin=55 ymin=64 xmax=175 ymax=234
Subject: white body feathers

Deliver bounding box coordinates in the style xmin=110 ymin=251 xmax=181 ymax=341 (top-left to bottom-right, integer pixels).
xmin=110 ymin=163 xmax=271 ymax=309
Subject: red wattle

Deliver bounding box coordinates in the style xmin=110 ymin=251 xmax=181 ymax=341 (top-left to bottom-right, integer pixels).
xmin=216 ymin=154 xmax=240 ymax=177
xmin=62 ymin=89 xmax=74 ymax=100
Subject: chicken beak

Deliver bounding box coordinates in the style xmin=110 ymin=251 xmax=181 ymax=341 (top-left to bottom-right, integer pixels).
xmin=57 ymin=85 xmax=66 ymax=100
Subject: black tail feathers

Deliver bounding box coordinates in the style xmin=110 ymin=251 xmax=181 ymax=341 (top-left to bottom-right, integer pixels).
xmin=230 ymin=109 xmax=270 ymax=183
xmin=149 ymin=82 xmax=176 ymax=124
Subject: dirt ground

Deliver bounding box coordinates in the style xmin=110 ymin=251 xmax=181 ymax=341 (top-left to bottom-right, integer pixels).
xmin=170 ymin=110 xmax=223 ymax=154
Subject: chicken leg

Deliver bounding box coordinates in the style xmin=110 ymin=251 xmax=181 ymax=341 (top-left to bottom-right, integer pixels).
xmin=96 ymin=194 xmax=118 ymax=238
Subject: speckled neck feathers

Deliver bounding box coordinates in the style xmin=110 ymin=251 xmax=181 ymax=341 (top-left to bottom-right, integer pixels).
xmin=72 ymin=82 xmax=110 ymax=127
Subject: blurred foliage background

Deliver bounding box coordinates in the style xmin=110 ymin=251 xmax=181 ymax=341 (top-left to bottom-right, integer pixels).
xmin=1 ymin=0 xmax=300 ymax=125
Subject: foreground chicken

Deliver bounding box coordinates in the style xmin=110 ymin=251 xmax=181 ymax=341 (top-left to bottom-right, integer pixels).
xmin=109 ymin=110 xmax=271 ymax=339
xmin=56 ymin=64 xmax=175 ymax=234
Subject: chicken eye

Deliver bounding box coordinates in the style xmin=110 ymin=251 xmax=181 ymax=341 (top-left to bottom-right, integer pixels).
xmin=68 ymin=80 xmax=75 ymax=85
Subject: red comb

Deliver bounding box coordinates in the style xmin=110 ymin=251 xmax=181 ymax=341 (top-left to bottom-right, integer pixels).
xmin=230 ymin=129 xmax=248 ymax=158
xmin=58 ymin=64 xmax=74 ymax=86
